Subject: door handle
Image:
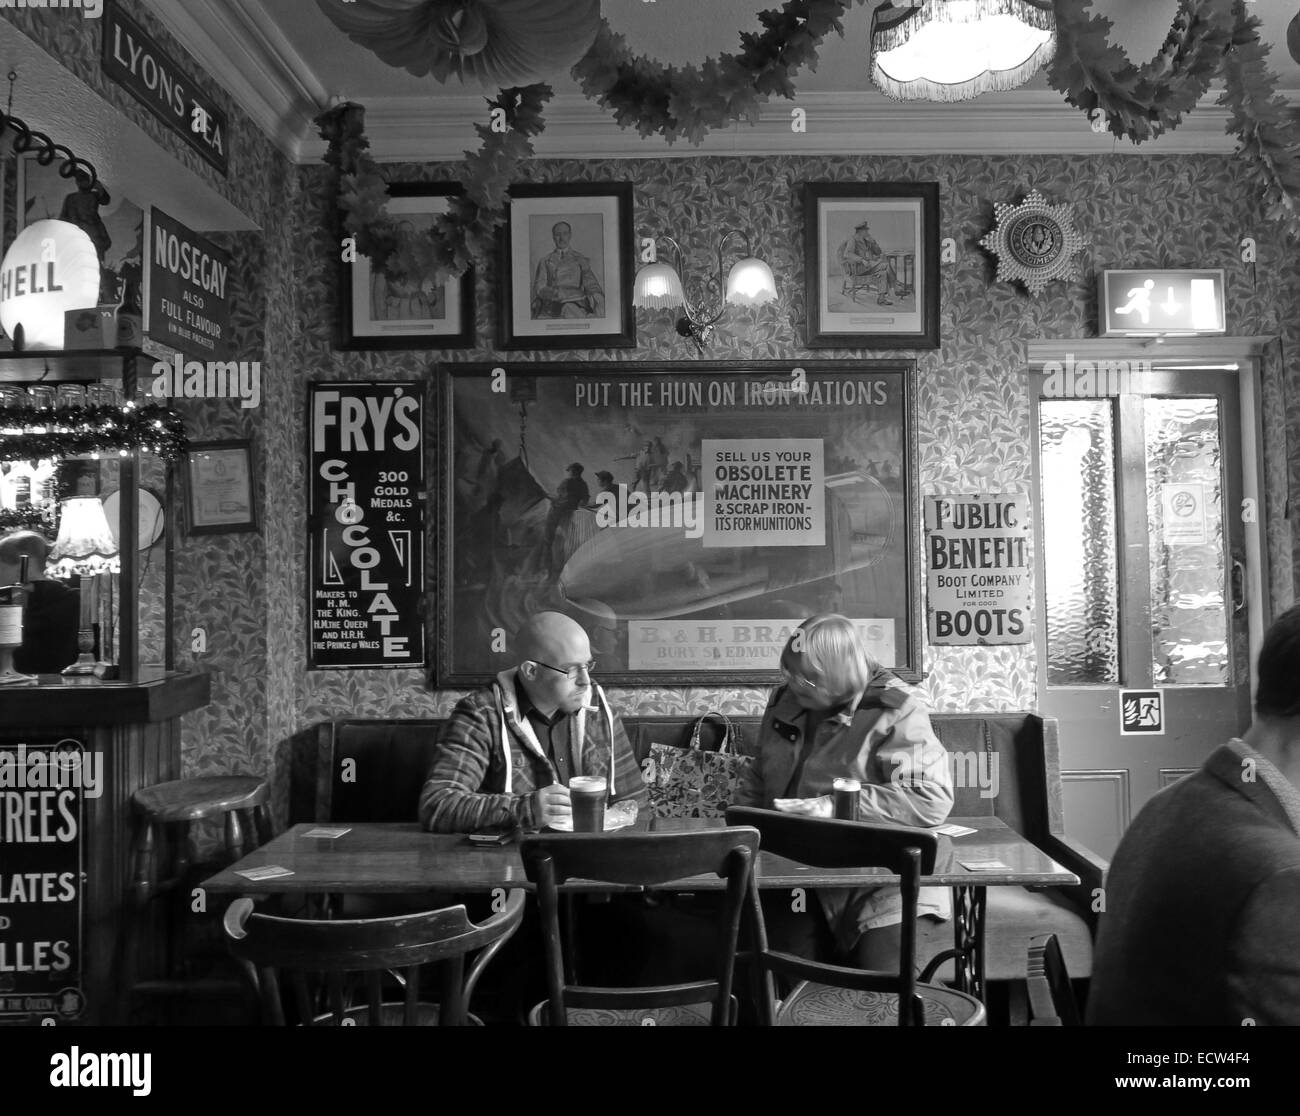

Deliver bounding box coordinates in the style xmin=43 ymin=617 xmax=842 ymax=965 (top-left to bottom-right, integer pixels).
xmin=1231 ymin=557 xmax=1246 ymax=616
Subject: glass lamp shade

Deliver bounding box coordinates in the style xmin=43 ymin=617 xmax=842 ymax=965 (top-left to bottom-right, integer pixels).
xmin=871 ymin=0 xmax=1056 ymax=103
xmin=0 ymin=220 xmax=102 ymax=349
xmin=725 ymin=257 xmax=777 ymax=307
xmin=632 ymin=262 xmax=686 ymax=310
xmin=47 ymin=497 xmax=120 ymax=578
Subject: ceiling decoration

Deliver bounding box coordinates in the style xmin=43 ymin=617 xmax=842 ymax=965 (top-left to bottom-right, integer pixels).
xmin=317 ymin=0 xmax=1300 ymax=292
xmin=870 ymin=0 xmax=1058 ymax=103
xmin=315 ymin=0 xmax=601 ymax=86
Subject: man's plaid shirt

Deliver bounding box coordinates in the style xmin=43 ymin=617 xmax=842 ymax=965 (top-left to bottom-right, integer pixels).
xmin=418 ymin=669 xmax=647 ymax=832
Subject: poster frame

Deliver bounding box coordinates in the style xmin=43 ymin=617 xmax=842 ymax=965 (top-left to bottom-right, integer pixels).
xmin=803 ymin=181 xmax=940 ymax=350
xmin=185 ymin=439 xmax=257 ymax=535
xmin=435 ymin=360 xmax=922 ymax=686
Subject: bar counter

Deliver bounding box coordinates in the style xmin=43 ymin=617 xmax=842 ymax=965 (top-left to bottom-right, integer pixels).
xmin=0 ymin=670 xmax=211 ymax=1026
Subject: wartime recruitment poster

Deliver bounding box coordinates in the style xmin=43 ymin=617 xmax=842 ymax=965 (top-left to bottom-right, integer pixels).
xmin=308 ymin=382 xmax=425 ymax=669
xmin=924 ymin=493 xmax=1032 ymax=645
xmin=438 ymin=362 xmax=919 ymax=684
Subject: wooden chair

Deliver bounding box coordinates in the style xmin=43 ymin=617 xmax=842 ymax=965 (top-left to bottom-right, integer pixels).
xmin=725 ymin=807 xmax=986 ymax=1026
xmin=520 ymin=828 xmax=759 ymax=1026
xmin=119 ymin=776 xmax=274 ymax=1022
xmin=222 ymin=889 xmax=526 ymax=1025
xmin=1026 ymin=932 xmax=1080 ymax=1026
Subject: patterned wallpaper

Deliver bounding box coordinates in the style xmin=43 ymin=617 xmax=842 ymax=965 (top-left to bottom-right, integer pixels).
xmin=260 ymin=151 xmax=1297 ymax=763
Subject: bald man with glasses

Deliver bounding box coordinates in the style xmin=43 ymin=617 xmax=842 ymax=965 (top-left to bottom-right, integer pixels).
xmin=419 ymin=611 xmax=646 ymax=832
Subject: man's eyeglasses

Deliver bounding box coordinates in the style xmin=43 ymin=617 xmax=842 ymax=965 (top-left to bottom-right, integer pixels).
xmin=532 ymin=659 xmax=596 ymax=681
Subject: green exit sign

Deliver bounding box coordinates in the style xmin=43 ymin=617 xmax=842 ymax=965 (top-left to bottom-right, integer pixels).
xmin=1100 ymin=269 xmax=1225 ymax=337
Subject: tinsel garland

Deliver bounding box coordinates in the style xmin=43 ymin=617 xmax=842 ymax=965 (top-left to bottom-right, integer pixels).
xmin=0 ymin=404 xmax=188 ymax=463
xmin=0 ymin=505 xmax=54 ymax=536
xmin=571 ymin=0 xmax=860 ymax=145
xmin=1049 ymin=0 xmax=1235 ymax=143
xmin=1050 ymin=0 xmax=1300 ymax=239
xmin=1218 ymin=1 xmax=1300 ymax=237
xmin=317 ymin=85 xmax=551 ymax=287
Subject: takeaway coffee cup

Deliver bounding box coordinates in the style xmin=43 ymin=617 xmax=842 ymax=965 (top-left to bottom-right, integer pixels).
xmin=570 ymin=775 xmax=608 ymax=832
xmin=833 ymin=777 xmax=861 ymax=821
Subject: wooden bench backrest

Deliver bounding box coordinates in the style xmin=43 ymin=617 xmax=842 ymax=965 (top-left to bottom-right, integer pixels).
xmin=295 ymin=711 xmax=1063 ymax=845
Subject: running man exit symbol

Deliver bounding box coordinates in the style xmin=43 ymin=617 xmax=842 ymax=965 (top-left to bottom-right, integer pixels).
xmin=1120 ymin=689 xmax=1164 ymax=735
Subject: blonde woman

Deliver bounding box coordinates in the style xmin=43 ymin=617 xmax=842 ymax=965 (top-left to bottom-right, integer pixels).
xmin=735 ymin=613 xmax=953 ymax=969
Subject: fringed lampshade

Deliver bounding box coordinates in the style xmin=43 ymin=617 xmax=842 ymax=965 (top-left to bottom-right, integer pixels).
xmin=47 ymin=498 xmax=119 ymax=579
xmin=316 ymin=0 xmax=601 ymax=86
xmin=871 ymin=0 xmax=1057 ymax=103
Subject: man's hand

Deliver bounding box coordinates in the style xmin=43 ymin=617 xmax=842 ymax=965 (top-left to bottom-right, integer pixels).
xmin=534 ymin=783 xmax=572 ymax=828
xmin=772 ymin=795 xmax=833 ymax=818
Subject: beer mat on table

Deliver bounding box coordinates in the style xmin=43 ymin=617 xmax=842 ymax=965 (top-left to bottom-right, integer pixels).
xmin=544 ymin=815 xmax=636 ymax=833
xmin=958 ymin=858 xmax=1011 ymax=872
xmin=235 ymin=865 xmax=296 ymax=880
xmin=935 ymin=823 xmax=977 ymax=837
xmin=302 ymin=826 xmax=351 ymax=839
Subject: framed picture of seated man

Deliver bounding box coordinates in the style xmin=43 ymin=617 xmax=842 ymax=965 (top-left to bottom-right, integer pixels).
xmin=498 ymin=183 xmax=634 ymax=350
xmin=435 ymin=360 xmax=922 ymax=686
xmin=804 ymin=182 xmax=940 ymax=350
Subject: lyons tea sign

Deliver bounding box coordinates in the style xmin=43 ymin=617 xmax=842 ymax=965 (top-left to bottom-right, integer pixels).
xmin=101 ymin=1 xmax=229 ymax=174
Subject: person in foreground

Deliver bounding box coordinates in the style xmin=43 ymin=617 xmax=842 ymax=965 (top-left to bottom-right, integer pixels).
xmin=419 ymin=611 xmax=646 ymax=832
xmin=734 ymin=613 xmax=954 ymax=968
xmin=1087 ymin=603 xmax=1300 ymax=1025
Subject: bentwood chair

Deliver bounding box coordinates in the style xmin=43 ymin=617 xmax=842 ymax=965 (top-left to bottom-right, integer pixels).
xmin=1026 ymin=933 xmax=1081 ymax=1026
xmin=222 ymin=889 xmax=525 ymax=1025
xmin=725 ymin=807 xmax=986 ymax=1026
xmin=520 ymin=828 xmax=759 ymax=1026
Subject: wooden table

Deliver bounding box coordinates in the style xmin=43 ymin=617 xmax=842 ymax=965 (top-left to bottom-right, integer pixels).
xmin=203 ymin=816 xmax=1078 ymax=1003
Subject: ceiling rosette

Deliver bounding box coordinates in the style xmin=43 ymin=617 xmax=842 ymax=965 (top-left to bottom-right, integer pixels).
xmin=316 ymin=0 xmax=602 ymax=85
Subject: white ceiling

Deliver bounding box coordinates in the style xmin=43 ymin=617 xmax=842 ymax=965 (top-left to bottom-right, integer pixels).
xmin=147 ymin=0 xmax=1300 ymax=162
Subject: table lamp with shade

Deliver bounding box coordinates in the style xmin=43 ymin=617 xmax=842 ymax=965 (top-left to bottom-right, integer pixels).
xmin=47 ymin=496 xmax=120 ymax=679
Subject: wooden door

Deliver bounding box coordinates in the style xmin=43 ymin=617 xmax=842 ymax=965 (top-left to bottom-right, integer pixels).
xmin=1030 ymin=367 xmax=1253 ymax=859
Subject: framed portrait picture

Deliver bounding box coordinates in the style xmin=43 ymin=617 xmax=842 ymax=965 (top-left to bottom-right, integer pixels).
xmin=436 ymin=360 xmax=922 ymax=686
xmin=340 ymin=183 xmax=474 ymax=350
xmin=498 ymin=183 xmax=634 ymax=350
xmin=185 ymin=440 xmax=257 ymax=535
xmin=804 ymin=182 xmax=940 ymax=350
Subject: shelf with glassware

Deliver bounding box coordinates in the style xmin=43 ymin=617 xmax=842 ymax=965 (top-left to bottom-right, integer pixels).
xmin=0 ymin=346 xmax=176 ymax=685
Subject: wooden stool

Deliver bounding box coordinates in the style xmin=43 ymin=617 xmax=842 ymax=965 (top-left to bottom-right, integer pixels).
xmin=120 ymin=776 xmax=272 ymax=1023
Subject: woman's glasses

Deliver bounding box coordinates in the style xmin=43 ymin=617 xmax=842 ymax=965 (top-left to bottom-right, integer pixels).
xmin=780 ymin=666 xmax=822 ymax=693
xmin=533 ymin=659 xmax=596 ymax=681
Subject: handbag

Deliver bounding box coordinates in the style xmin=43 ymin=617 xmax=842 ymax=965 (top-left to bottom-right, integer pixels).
xmin=644 ymin=712 xmax=753 ymax=819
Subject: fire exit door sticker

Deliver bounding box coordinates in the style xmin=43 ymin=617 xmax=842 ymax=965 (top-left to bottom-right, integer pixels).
xmin=1120 ymin=689 xmax=1164 ymax=735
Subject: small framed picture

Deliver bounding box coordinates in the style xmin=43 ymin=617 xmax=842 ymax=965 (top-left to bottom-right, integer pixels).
xmin=340 ymin=183 xmax=474 ymax=349
xmin=185 ymin=440 xmax=257 ymax=535
xmin=804 ymin=182 xmax=940 ymax=350
xmin=498 ymin=183 xmax=634 ymax=350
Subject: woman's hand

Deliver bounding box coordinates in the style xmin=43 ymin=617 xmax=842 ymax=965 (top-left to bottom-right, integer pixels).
xmin=772 ymin=795 xmax=833 ymax=818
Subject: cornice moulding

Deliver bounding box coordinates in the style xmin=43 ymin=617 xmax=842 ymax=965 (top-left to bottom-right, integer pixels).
xmin=137 ymin=2 xmax=1298 ymax=165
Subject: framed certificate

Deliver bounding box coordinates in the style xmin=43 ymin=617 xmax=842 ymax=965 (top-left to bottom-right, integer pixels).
xmin=185 ymin=440 xmax=257 ymax=534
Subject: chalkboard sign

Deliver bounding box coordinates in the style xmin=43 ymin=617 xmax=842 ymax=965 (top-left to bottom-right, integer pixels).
xmin=308 ymin=382 xmax=426 ymax=669
xmin=0 ymin=740 xmax=86 ymax=1023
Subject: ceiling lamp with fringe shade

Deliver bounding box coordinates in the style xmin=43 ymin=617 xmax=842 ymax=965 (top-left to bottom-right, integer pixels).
xmin=871 ymin=0 xmax=1057 ymax=103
